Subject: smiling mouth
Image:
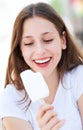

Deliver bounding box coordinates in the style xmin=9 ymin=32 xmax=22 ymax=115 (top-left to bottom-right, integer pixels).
xmin=34 ymin=57 xmax=51 ymax=67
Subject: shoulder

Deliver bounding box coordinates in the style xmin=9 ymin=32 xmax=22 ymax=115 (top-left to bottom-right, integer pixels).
xmin=64 ymin=65 xmax=83 ymax=77
xmin=70 ymin=65 xmax=83 ymax=76
xmin=0 ymin=84 xmax=29 ymax=121
xmin=69 ymin=65 xmax=83 ymax=86
xmin=64 ymin=65 xmax=83 ymax=101
xmin=0 ymin=84 xmax=25 ymax=103
xmin=63 ymin=65 xmax=83 ymax=81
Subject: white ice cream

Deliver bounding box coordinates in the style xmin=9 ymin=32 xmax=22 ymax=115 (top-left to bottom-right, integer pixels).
xmin=20 ymin=70 xmax=49 ymax=102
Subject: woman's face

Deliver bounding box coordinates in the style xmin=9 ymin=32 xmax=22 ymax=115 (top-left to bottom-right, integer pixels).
xmin=20 ymin=16 xmax=66 ymax=78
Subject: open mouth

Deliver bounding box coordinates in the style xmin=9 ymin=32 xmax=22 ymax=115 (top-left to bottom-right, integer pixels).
xmin=34 ymin=57 xmax=51 ymax=67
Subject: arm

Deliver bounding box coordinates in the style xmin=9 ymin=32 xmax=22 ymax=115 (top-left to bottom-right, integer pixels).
xmin=2 ymin=117 xmax=33 ymax=130
xmin=78 ymin=94 xmax=83 ymax=128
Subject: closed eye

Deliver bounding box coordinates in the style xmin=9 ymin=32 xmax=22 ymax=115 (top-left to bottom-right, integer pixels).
xmin=24 ymin=43 xmax=33 ymax=46
xmin=44 ymin=39 xmax=53 ymax=43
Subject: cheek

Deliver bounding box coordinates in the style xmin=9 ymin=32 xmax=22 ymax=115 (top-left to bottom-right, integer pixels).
xmin=51 ymin=44 xmax=62 ymax=55
xmin=55 ymin=50 xmax=62 ymax=60
xmin=52 ymin=45 xmax=62 ymax=60
xmin=23 ymin=54 xmax=31 ymax=67
xmin=21 ymin=49 xmax=31 ymax=63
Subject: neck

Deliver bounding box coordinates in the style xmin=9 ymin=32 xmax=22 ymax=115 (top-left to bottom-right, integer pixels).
xmin=44 ymin=70 xmax=60 ymax=104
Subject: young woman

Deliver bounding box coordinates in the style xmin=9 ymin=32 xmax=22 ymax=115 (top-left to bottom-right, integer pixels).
xmin=0 ymin=2 xmax=83 ymax=130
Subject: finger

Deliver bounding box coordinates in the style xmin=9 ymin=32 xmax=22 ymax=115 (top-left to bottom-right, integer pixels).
xmin=38 ymin=110 xmax=57 ymax=128
xmin=36 ymin=104 xmax=54 ymax=121
xmin=45 ymin=116 xmax=60 ymax=129
xmin=51 ymin=120 xmax=65 ymax=130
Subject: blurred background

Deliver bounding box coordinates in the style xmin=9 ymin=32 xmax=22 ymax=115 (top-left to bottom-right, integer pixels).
xmin=0 ymin=0 xmax=83 ymax=128
xmin=50 ymin=0 xmax=83 ymax=45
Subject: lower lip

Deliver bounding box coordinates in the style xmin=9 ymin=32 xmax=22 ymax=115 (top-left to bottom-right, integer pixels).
xmin=34 ymin=60 xmax=51 ymax=68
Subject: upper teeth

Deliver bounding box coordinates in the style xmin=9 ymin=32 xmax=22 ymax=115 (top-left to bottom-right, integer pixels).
xmin=35 ymin=58 xmax=50 ymax=63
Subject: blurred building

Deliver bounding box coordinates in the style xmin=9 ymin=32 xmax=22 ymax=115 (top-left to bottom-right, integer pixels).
xmin=69 ymin=0 xmax=83 ymax=44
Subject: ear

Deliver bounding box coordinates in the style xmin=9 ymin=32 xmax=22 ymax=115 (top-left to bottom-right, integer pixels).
xmin=61 ymin=31 xmax=66 ymax=50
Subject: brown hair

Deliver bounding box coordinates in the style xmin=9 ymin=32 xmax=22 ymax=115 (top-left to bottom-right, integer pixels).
xmin=5 ymin=2 xmax=83 ymax=102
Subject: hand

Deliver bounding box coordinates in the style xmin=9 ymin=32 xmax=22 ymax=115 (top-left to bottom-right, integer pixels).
xmin=36 ymin=104 xmax=65 ymax=130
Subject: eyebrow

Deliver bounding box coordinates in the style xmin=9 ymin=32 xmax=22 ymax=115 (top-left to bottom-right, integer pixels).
xmin=42 ymin=32 xmax=55 ymax=35
xmin=22 ymin=32 xmax=54 ymax=39
xmin=22 ymin=36 xmax=32 ymax=39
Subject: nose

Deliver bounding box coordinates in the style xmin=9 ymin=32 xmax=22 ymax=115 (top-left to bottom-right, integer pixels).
xmin=35 ymin=42 xmax=45 ymax=54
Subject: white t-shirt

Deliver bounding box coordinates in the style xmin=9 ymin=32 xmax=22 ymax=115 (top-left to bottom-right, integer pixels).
xmin=0 ymin=65 xmax=83 ymax=130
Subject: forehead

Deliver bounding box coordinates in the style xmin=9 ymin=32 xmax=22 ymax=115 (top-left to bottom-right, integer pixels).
xmin=22 ymin=16 xmax=58 ymax=35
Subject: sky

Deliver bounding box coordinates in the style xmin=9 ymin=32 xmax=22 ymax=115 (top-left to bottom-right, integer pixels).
xmin=0 ymin=0 xmax=49 ymax=90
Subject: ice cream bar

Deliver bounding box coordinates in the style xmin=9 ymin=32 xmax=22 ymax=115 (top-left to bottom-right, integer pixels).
xmin=20 ymin=70 xmax=49 ymax=102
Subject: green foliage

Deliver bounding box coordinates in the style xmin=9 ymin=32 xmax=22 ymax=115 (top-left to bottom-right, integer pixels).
xmin=50 ymin=0 xmax=67 ymax=16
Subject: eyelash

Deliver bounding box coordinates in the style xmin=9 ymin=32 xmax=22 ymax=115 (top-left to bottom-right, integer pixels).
xmin=24 ymin=39 xmax=53 ymax=46
xmin=24 ymin=43 xmax=33 ymax=46
xmin=44 ymin=39 xmax=53 ymax=43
